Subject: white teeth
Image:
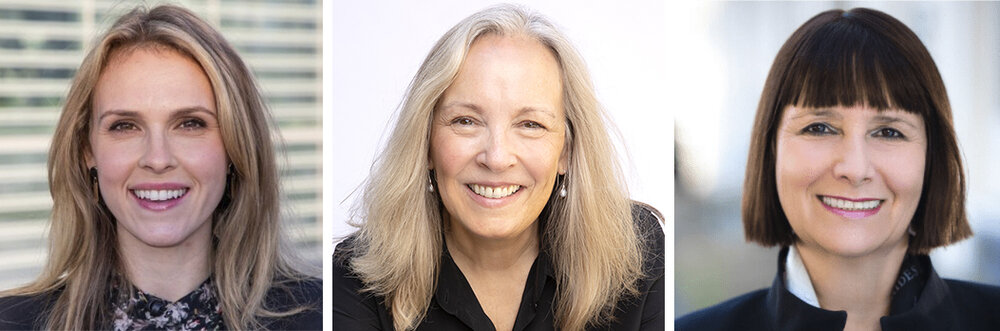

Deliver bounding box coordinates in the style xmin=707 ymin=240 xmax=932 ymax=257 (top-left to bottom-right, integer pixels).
xmin=133 ymin=189 xmax=187 ymax=201
xmin=469 ymin=184 xmax=520 ymax=199
xmin=821 ymin=196 xmax=881 ymax=211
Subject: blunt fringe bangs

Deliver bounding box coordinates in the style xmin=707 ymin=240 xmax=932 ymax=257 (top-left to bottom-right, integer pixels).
xmin=743 ymin=8 xmax=970 ymax=255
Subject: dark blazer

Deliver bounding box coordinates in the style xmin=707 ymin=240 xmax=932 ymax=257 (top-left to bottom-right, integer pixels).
xmin=0 ymin=277 xmax=323 ymax=330
xmin=675 ymin=247 xmax=1000 ymax=331
xmin=334 ymin=204 xmax=665 ymax=331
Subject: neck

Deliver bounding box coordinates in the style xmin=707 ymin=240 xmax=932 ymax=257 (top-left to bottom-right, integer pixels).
xmin=445 ymin=217 xmax=539 ymax=273
xmin=117 ymin=220 xmax=213 ymax=302
xmin=795 ymin=240 xmax=908 ymax=331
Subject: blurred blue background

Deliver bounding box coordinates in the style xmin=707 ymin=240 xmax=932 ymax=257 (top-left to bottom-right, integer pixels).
xmin=0 ymin=0 xmax=322 ymax=290
xmin=675 ymin=1 xmax=1000 ymax=317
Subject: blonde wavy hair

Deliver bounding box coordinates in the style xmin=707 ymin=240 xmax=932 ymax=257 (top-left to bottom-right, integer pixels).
xmin=348 ymin=4 xmax=644 ymax=330
xmin=1 ymin=5 xmax=310 ymax=329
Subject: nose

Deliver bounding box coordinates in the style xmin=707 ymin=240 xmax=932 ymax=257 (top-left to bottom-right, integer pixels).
xmin=832 ymin=135 xmax=874 ymax=186
xmin=476 ymin=128 xmax=516 ymax=172
xmin=137 ymin=130 xmax=177 ymax=173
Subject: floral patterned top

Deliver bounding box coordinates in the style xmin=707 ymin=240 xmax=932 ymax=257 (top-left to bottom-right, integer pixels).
xmin=111 ymin=278 xmax=224 ymax=331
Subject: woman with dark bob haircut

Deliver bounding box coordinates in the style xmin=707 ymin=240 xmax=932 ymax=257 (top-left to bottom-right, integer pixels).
xmin=677 ymin=8 xmax=1000 ymax=331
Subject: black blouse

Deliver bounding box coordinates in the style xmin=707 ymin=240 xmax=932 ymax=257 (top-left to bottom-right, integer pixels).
xmin=111 ymin=277 xmax=223 ymax=330
xmin=333 ymin=205 xmax=665 ymax=331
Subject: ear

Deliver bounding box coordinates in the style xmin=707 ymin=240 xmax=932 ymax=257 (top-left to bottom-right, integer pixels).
xmin=558 ymin=149 xmax=569 ymax=175
xmin=84 ymin=143 xmax=95 ymax=169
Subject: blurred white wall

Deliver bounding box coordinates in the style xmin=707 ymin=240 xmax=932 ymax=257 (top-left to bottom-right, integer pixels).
xmin=330 ymin=0 xmax=671 ymax=244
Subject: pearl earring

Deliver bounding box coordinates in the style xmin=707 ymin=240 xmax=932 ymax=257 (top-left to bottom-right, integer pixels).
xmin=427 ymin=172 xmax=435 ymax=192
xmin=558 ymin=175 xmax=567 ymax=198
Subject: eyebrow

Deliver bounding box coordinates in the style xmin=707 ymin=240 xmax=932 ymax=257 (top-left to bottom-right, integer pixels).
xmin=789 ymin=107 xmax=840 ymax=121
xmin=438 ymin=101 xmax=557 ymax=119
xmin=872 ymin=114 xmax=920 ymax=130
xmin=97 ymin=106 xmax=215 ymax=122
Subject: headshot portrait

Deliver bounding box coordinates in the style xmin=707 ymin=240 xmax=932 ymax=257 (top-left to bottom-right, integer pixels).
xmin=0 ymin=2 xmax=322 ymax=330
xmin=675 ymin=3 xmax=1000 ymax=330
xmin=331 ymin=1 xmax=668 ymax=330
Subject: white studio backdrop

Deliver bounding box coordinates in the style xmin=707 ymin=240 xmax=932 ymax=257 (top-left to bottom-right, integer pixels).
xmin=329 ymin=0 xmax=671 ymax=245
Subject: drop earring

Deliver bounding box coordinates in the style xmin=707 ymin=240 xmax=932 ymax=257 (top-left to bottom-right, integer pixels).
xmin=908 ymin=225 xmax=917 ymax=236
xmin=558 ymin=175 xmax=567 ymax=198
xmin=90 ymin=167 xmax=100 ymax=203
xmin=226 ymin=163 xmax=235 ymax=199
xmin=427 ymin=171 xmax=435 ymax=192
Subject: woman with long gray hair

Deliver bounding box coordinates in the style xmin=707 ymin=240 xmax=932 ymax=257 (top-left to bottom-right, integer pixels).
xmin=334 ymin=4 xmax=664 ymax=330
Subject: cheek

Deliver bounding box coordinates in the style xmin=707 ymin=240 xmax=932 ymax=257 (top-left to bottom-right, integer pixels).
xmin=875 ymin=148 xmax=926 ymax=204
xmin=430 ymin=131 xmax=474 ymax=176
xmin=775 ymin=138 xmax=829 ymax=195
xmin=515 ymin=135 xmax=564 ymax=183
xmin=185 ymin=139 xmax=228 ymax=187
xmin=91 ymin=142 xmax=139 ymax=185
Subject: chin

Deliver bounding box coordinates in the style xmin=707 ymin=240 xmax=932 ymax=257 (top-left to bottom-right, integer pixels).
xmin=121 ymin=220 xmax=209 ymax=248
xmin=467 ymin=218 xmax=527 ymax=240
xmin=812 ymin=235 xmax=898 ymax=259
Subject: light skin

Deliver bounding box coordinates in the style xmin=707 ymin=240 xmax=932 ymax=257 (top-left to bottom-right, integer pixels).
xmin=775 ymin=104 xmax=926 ymax=331
xmin=429 ymin=33 xmax=567 ymax=331
xmin=87 ymin=47 xmax=226 ymax=302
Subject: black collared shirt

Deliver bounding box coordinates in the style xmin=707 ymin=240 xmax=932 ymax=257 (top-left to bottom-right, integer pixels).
xmin=333 ymin=206 xmax=665 ymax=331
xmin=675 ymin=246 xmax=1000 ymax=331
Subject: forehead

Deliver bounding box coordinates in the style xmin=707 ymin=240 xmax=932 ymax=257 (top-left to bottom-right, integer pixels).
xmin=438 ymin=33 xmax=562 ymax=115
xmin=92 ymin=46 xmax=216 ymax=116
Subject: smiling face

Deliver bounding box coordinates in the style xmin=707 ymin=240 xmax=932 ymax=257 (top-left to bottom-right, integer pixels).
xmin=430 ymin=33 xmax=567 ymax=240
xmin=775 ymin=104 xmax=926 ymax=258
xmin=88 ymin=46 xmax=226 ymax=248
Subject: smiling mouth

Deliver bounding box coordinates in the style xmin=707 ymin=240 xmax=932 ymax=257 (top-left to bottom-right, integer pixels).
xmin=819 ymin=195 xmax=882 ymax=211
xmin=133 ymin=188 xmax=188 ymax=202
xmin=468 ymin=184 xmax=520 ymax=199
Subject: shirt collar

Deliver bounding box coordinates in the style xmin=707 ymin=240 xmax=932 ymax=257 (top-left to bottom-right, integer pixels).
xmin=767 ymin=246 xmax=956 ymax=331
xmin=785 ymin=244 xmax=821 ymax=308
xmin=434 ymin=239 xmax=555 ymax=330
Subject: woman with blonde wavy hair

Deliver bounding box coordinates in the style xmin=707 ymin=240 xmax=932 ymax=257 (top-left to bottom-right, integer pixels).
xmin=334 ymin=4 xmax=664 ymax=331
xmin=0 ymin=5 xmax=319 ymax=330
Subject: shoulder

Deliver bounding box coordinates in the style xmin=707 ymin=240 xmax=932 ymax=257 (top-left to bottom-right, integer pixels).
xmin=333 ymin=235 xmax=364 ymax=292
xmin=333 ymin=234 xmax=393 ymax=330
xmin=261 ymin=276 xmax=322 ymax=330
xmin=632 ymin=203 xmax=665 ymax=274
xmin=0 ymin=292 xmax=55 ymax=329
xmin=943 ymin=279 xmax=1000 ymax=315
xmin=675 ymin=289 xmax=770 ymax=331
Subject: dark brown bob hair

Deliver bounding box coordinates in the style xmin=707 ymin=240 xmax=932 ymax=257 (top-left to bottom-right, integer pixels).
xmin=742 ymin=7 xmax=970 ymax=255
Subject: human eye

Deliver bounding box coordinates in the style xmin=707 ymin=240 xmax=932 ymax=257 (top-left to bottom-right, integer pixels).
xmin=109 ymin=121 xmax=137 ymax=132
xmin=449 ymin=116 xmax=477 ymax=126
xmin=519 ymin=120 xmax=546 ymax=130
xmin=178 ymin=117 xmax=207 ymax=130
xmin=800 ymin=122 xmax=835 ymax=136
xmin=872 ymin=127 xmax=906 ymax=140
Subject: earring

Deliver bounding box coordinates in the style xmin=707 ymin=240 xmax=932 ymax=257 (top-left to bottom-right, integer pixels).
xmin=226 ymin=163 xmax=235 ymax=198
xmin=558 ymin=175 xmax=567 ymax=198
xmin=908 ymin=225 xmax=917 ymax=236
xmin=427 ymin=171 xmax=435 ymax=192
xmin=90 ymin=167 xmax=100 ymax=203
